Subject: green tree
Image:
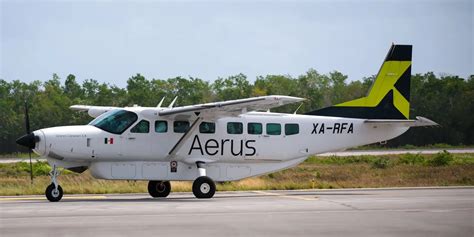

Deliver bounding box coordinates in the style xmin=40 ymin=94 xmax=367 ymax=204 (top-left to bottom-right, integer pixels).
xmin=213 ymin=74 xmax=252 ymax=101
xmin=127 ymin=74 xmax=152 ymax=106
xmin=1 ymin=70 xmax=473 ymax=154
xmin=64 ymin=74 xmax=83 ymax=100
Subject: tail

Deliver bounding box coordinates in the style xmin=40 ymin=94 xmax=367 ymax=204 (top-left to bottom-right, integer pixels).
xmin=306 ymin=44 xmax=412 ymax=119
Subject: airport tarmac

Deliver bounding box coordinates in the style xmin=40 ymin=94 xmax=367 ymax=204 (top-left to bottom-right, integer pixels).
xmin=1 ymin=187 xmax=473 ymax=237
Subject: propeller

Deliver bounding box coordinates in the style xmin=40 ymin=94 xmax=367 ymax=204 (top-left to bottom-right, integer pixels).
xmin=15 ymin=101 xmax=35 ymax=184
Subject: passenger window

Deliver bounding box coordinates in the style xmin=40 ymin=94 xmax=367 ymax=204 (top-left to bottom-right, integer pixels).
xmin=285 ymin=124 xmax=299 ymax=135
xmin=199 ymin=122 xmax=215 ymax=134
xmin=248 ymin=123 xmax=262 ymax=135
xmin=227 ymin=122 xmax=243 ymax=134
xmin=174 ymin=121 xmax=190 ymax=133
xmin=266 ymin=123 xmax=281 ymax=135
xmin=131 ymin=120 xmax=150 ymax=133
xmin=155 ymin=120 xmax=168 ymax=133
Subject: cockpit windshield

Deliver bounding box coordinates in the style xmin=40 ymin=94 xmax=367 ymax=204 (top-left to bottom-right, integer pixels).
xmin=89 ymin=109 xmax=138 ymax=134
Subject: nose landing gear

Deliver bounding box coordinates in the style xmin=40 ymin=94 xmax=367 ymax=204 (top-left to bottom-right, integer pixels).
xmin=45 ymin=165 xmax=63 ymax=202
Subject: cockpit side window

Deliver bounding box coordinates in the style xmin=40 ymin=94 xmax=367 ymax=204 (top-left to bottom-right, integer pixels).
xmin=89 ymin=110 xmax=138 ymax=134
xmin=131 ymin=120 xmax=150 ymax=133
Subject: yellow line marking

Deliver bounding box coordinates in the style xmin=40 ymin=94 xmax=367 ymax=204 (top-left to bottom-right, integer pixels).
xmin=0 ymin=196 xmax=107 ymax=201
xmin=253 ymin=191 xmax=317 ymax=201
xmin=0 ymin=197 xmax=44 ymax=201
xmin=63 ymin=196 xmax=107 ymax=200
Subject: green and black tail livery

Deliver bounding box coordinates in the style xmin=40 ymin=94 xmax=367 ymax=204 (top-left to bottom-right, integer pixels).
xmin=306 ymin=44 xmax=412 ymax=119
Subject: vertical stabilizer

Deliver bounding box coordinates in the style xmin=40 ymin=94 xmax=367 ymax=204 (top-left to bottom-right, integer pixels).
xmin=306 ymin=44 xmax=412 ymax=119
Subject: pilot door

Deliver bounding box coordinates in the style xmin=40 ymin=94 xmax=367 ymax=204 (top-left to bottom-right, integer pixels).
xmin=120 ymin=119 xmax=152 ymax=159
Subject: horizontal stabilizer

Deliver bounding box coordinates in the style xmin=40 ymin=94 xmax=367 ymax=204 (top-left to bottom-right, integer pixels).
xmin=364 ymin=116 xmax=438 ymax=127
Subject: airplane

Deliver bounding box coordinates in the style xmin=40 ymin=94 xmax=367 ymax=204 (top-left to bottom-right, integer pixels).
xmin=16 ymin=44 xmax=437 ymax=202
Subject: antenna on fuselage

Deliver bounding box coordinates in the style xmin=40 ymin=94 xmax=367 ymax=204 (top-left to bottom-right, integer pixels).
xmin=293 ymin=103 xmax=304 ymax=114
xmin=168 ymin=96 xmax=178 ymax=108
xmin=157 ymin=97 xmax=166 ymax=107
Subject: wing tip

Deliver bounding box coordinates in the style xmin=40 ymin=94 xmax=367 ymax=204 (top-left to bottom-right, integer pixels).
xmin=69 ymin=105 xmax=90 ymax=111
xmin=265 ymin=95 xmax=306 ymax=102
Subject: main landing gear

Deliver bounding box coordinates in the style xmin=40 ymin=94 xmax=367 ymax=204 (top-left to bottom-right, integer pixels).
xmin=147 ymin=161 xmax=216 ymax=199
xmin=192 ymin=162 xmax=216 ymax=199
xmin=147 ymin=181 xmax=171 ymax=197
xmin=192 ymin=176 xmax=216 ymax=199
xmin=45 ymin=165 xmax=63 ymax=202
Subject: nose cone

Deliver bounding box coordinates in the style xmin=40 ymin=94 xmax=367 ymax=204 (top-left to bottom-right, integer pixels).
xmin=16 ymin=133 xmax=39 ymax=149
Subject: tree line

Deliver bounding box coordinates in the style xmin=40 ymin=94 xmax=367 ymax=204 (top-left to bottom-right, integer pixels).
xmin=1 ymin=70 xmax=472 ymax=153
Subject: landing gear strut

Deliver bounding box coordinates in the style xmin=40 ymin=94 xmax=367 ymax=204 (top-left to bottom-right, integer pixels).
xmin=45 ymin=165 xmax=63 ymax=202
xmin=148 ymin=181 xmax=171 ymax=198
xmin=192 ymin=162 xmax=216 ymax=199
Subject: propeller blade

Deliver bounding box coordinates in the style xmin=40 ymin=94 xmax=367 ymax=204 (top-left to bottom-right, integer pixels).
xmin=21 ymin=100 xmax=34 ymax=184
xmin=24 ymin=100 xmax=31 ymax=134
xmin=28 ymin=150 xmax=33 ymax=184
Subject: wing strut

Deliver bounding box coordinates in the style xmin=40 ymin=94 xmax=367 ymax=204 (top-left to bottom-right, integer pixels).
xmin=168 ymin=117 xmax=202 ymax=157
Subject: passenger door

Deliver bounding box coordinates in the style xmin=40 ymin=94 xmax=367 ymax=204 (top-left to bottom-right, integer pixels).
xmin=254 ymin=122 xmax=286 ymax=160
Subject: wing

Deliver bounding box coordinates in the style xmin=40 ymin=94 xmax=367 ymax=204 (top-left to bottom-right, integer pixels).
xmin=70 ymin=105 xmax=118 ymax=118
xmin=364 ymin=116 xmax=438 ymax=127
xmin=155 ymin=95 xmax=305 ymax=120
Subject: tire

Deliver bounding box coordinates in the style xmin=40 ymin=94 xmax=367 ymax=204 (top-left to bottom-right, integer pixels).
xmin=192 ymin=176 xmax=216 ymax=199
xmin=45 ymin=183 xmax=63 ymax=202
xmin=148 ymin=181 xmax=171 ymax=198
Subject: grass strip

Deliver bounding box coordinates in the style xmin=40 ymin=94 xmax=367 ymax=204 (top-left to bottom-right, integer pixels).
xmin=0 ymin=152 xmax=473 ymax=196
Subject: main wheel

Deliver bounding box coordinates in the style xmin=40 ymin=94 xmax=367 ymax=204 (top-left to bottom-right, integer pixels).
xmin=148 ymin=181 xmax=171 ymax=198
xmin=192 ymin=176 xmax=216 ymax=199
xmin=45 ymin=183 xmax=63 ymax=202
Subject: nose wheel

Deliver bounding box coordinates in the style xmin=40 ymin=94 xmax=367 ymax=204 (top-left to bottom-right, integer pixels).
xmin=45 ymin=165 xmax=63 ymax=202
xmin=45 ymin=183 xmax=63 ymax=202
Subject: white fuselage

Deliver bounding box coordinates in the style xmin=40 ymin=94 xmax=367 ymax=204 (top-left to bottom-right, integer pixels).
xmin=32 ymin=110 xmax=408 ymax=182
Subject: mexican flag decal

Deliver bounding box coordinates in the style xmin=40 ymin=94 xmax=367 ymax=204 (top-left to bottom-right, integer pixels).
xmin=104 ymin=137 xmax=114 ymax=144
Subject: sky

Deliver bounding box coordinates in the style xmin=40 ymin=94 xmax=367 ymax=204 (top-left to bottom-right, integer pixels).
xmin=1 ymin=0 xmax=473 ymax=88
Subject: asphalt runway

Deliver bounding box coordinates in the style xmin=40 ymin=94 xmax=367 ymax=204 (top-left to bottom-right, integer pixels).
xmin=1 ymin=188 xmax=473 ymax=237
